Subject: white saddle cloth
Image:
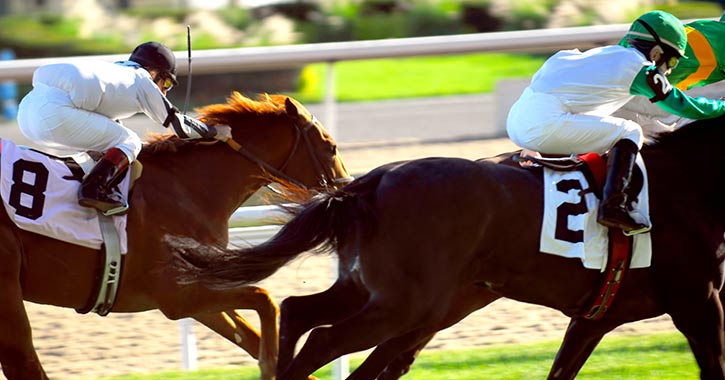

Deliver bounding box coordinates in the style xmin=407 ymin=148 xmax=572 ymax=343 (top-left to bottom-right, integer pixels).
xmin=0 ymin=138 xmax=129 ymax=252
xmin=540 ymin=155 xmax=652 ymax=270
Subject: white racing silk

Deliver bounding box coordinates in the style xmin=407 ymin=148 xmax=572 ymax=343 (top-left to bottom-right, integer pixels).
xmin=0 ymin=139 xmax=129 ymax=252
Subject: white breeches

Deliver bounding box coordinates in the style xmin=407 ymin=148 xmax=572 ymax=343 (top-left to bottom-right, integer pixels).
xmin=17 ymin=84 xmax=141 ymax=161
xmin=506 ymin=87 xmax=644 ymax=155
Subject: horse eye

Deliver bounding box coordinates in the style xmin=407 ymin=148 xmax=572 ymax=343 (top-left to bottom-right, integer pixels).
xmin=330 ymin=145 xmax=338 ymax=155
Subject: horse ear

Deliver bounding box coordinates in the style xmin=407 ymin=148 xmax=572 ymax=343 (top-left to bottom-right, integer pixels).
xmin=285 ymin=97 xmax=301 ymax=118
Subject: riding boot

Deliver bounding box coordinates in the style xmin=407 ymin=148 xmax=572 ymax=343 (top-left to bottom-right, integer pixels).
xmin=597 ymin=139 xmax=651 ymax=235
xmin=78 ymin=147 xmax=130 ymax=216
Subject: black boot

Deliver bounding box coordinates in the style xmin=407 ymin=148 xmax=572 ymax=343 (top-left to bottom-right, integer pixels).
xmin=597 ymin=139 xmax=651 ymax=235
xmin=78 ymin=148 xmax=130 ymax=216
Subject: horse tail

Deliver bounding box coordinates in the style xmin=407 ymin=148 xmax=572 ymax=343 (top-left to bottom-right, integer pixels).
xmin=174 ymin=167 xmax=383 ymax=289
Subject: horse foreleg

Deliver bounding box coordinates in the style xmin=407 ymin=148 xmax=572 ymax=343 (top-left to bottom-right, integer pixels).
xmin=547 ymin=318 xmax=619 ymax=380
xmin=376 ymin=335 xmax=434 ymax=380
xmin=345 ymin=332 xmax=434 ymax=380
xmin=193 ymin=286 xmax=279 ymax=380
xmin=280 ymin=288 xmax=437 ymax=380
xmin=278 ymin=277 xmax=368 ymax=376
xmin=671 ymin=284 xmax=725 ymax=380
xmin=0 ymin=234 xmax=48 ymax=380
xmin=0 ymin=301 xmax=48 ymax=380
xmin=195 ymin=311 xmax=276 ymax=379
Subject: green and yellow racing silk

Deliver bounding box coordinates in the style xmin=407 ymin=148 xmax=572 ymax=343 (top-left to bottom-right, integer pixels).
xmin=669 ymin=21 xmax=725 ymax=90
xmin=630 ymin=66 xmax=725 ymax=119
xmin=620 ymin=19 xmax=725 ymax=91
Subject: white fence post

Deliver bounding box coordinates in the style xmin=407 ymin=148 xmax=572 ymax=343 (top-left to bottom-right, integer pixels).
xmin=322 ymin=59 xmax=350 ymax=380
xmin=324 ymin=61 xmax=337 ymax=138
xmin=179 ymin=318 xmax=198 ymax=370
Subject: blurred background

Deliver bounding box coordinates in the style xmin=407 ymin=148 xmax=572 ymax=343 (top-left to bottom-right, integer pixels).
xmin=0 ymin=0 xmax=723 ymax=110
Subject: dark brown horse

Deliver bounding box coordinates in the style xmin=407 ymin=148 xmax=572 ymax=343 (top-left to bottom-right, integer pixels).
xmin=175 ymin=114 xmax=725 ymax=380
xmin=0 ymin=92 xmax=351 ymax=380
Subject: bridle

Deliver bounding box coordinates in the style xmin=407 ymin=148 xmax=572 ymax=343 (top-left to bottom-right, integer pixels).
xmin=223 ymin=115 xmax=349 ymax=191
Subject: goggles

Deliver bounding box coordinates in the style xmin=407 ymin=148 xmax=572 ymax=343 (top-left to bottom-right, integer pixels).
xmin=160 ymin=76 xmax=175 ymax=91
xmin=666 ymin=56 xmax=679 ymax=70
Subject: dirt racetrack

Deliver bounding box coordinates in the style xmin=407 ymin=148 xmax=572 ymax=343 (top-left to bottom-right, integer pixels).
xmin=18 ymin=138 xmax=676 ymax=380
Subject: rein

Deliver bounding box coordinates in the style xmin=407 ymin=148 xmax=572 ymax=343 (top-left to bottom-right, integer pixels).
xmin=223 ymin=116 xmax=334 ymax=190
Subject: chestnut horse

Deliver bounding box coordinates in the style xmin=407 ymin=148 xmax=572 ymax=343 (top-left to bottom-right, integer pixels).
xmin=0 ymin=92 xmax=351 ymax=380
xmin=175 ymin=115 xmax=725 ymax=380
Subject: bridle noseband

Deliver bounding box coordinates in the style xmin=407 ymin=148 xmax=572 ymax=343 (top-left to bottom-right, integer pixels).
xmin=222 ymin=116 xmax=347 ymax=191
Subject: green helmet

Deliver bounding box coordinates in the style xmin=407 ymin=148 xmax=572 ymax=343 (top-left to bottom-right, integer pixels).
xmin=625 ymin=10 xmax=687 ymax=57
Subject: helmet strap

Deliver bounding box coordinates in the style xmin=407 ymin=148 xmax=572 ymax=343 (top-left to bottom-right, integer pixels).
xmin=636 ymin=19 xmax=671 ymax=68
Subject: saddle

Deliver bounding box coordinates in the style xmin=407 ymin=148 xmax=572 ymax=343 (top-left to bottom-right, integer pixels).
xmin=513 ymin=150 xmax=644 ymax=203
xmin=512 ymin=149 xmax=647 ymax=320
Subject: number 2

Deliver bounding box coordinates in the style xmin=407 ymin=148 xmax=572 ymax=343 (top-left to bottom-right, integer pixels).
xmin=554 ymin=178 xmax=588 ymax=244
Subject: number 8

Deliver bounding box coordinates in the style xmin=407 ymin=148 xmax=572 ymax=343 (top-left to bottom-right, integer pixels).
xmin=8 ymin=159 xmax=49 ymax=220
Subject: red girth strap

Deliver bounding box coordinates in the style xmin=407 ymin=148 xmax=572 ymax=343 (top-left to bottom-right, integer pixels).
xmin=584 ymin=228 xmax=634 ymax=320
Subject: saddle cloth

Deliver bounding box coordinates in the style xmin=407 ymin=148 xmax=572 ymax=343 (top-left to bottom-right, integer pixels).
xmin=0 ymin=139 xmax=129 ymax=253
xmin=540 ymin=154 xmax=652 ymax=270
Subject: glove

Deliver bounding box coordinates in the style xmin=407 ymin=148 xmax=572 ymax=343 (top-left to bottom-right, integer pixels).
xmin=214 ymin=125 xmax=233 ymax=142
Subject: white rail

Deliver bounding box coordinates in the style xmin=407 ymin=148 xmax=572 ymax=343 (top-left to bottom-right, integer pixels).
xmin=229 ymin=204 xmax=291 ymax=228
xmin=0 ymin=23 xmax=636 ymax=82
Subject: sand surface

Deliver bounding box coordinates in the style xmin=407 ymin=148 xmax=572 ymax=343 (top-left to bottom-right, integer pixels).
xmin=17 ymin=138 xmax=677 ymax=380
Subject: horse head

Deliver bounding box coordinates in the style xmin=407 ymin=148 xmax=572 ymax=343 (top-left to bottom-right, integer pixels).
xmin=196 ymin=92 xmax=352 ymax=192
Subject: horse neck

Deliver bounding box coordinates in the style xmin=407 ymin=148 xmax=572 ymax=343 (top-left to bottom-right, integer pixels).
xmin=141 ymin=145 xmax=272 ymax=225
xmin=643 ymin=130 xmax=724 ymax=233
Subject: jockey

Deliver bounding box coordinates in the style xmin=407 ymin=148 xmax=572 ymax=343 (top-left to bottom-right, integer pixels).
xmin=17 ymin=41 xmax=232 ymax=216
xmin=506 ymin=10 xmax=725 ymax=235
xmin=615 ymin=11 xmax=725 ymax=135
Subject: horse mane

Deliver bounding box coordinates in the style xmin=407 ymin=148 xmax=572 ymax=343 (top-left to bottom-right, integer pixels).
xmin=140 ymin=92 xmax=288 ymax=156
xmin=646 ymin=114 xmax=725 ymax=151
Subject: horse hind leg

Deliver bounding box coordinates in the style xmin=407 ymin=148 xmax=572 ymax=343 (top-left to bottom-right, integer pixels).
xmin=547 ymin=317 xmax=621 ymax=380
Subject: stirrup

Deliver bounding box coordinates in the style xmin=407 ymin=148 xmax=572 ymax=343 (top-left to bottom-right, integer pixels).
xmin=102 ymin=203 xmax=129 ymax=216
xmin=622 ymin=208 xmax=651 ymax=236
xmin=623 ymin=224 xmax=651 ymax=236
xmin=78 ymin=198 xmax=129 ymax=216
xmin=78 ymin=188 xmax=129 ymax=216
xmin=598 ymin=208 xmax=651 ymax=236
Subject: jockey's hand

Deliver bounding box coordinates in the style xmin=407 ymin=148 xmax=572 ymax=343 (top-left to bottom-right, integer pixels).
xmin=214 ymin=125 xmax=233 ymax=142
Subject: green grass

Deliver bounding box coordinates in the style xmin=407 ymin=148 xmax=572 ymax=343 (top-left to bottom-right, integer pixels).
xmin=99 ymin=332 xmax=697 ymax=380
xmin=295 ymin=52 xmax=547 ymax=103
